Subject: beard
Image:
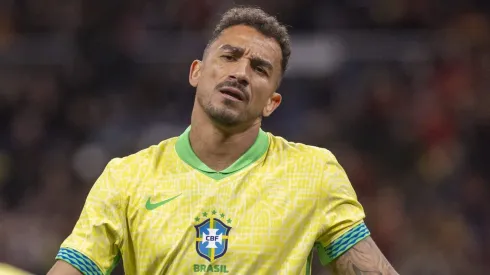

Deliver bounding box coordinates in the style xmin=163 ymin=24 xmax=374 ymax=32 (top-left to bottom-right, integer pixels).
xmin=197 ymin=94 xmax=245 ymax=126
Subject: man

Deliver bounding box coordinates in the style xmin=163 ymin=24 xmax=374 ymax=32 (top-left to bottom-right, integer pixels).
xmin=48 ymin=6 xmax=399 ymax=275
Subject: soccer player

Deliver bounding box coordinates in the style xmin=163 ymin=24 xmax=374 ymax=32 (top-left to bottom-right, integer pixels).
xmin=48 ymin=6 xmax=399 ymax=275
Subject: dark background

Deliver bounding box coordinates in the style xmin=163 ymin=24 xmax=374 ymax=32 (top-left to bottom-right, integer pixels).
xmin=0 ymin=0 xmax=489 ymax=274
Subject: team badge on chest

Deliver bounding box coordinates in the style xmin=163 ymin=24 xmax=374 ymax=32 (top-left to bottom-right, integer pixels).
xmin=194 ymin=210 xmax=232 ymax=262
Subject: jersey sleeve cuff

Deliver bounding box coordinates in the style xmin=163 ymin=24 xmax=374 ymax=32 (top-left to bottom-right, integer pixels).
xmin=55 ymin=247 xmax=103 ymax=275
xmin=315 ymin=222 xmax=371 ymax=265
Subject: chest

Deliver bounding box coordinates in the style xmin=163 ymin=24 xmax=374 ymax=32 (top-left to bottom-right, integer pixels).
xmin=126 ymin=170 xmax=322 ymax=263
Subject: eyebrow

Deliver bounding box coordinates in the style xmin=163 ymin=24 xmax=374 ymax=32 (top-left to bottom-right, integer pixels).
xmin=219 ymin=44 xmax=243 ymax=53
xmin=219 ymin=44 xmax=274 ymax=71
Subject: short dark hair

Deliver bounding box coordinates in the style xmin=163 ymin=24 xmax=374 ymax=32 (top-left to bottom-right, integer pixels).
xmin=207 ymin=6 xmax=291 ymax=75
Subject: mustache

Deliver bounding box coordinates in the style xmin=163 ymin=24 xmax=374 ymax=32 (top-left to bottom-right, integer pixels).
xmin=215 ymin=80 xmax=248 ymax=99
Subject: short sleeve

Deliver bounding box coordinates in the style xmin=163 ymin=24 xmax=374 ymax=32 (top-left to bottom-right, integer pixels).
xmin=55 ymin=159 xmax=125 ymax=275
xmin=315 ymin=152 xmax=370 ymax=265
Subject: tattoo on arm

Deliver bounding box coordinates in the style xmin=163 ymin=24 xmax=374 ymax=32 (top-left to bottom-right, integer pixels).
xmin=331 ymin=237 xmax=398 ymax=275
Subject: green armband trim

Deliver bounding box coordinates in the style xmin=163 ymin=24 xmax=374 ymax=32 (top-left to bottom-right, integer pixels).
xmin=315 ymin=222 xmax=370 ymax=265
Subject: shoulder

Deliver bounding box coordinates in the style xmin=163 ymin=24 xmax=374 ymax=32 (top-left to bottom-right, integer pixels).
xmin=103 ymin=136 xmax=179 ymax=176
xmin=265 ymin=132 xmax=351 ymax=193
xmin=266 ymin=131 xmax=338 ymax=164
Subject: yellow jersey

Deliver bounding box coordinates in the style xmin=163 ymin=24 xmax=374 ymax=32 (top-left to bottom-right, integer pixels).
xmin=56 ymin=127 xmax=369 ymax=274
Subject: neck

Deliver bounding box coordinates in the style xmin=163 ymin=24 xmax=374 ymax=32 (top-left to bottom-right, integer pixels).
xmin=189 ymin=107 xmax=261 ymax=171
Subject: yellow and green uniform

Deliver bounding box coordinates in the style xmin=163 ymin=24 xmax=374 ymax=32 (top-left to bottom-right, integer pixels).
xmin=56 ymin=127 xmax=370 ymax=274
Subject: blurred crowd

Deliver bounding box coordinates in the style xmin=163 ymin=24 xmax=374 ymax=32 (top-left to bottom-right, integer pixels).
xmin=1 ymin=0 xmax=490 ymax=274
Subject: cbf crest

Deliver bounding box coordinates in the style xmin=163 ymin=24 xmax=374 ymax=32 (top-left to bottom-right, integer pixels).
xmin=194 ymin=210 xmax=232 ymax=262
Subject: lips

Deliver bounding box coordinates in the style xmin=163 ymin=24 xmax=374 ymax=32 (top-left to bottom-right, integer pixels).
xmin=219 ymin=86 xmax=246 ymax=101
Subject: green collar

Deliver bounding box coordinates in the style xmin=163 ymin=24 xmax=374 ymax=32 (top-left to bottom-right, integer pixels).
xmin=175 ymin=126 xmax=269 ymax=180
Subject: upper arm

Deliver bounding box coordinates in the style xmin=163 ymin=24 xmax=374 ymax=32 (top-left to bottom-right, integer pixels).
xmin=329 ymin=237 xmax=398 ymax=275
xmin=315 ymin=152 xmax=370 ymax=265
xmin=52 ymin=159 xmax=126 ymax=275
xmin=313 ymin=152 xmax=398 ymax=274
xmin=47 ymin=260 xmax=83 ymax=275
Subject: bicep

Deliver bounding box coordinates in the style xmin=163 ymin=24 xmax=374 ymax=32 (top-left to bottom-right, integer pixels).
xmin=47 ymin=260 xmax=83 ymax=275
xmin=329 ymin=237 xmax=399 ymax=275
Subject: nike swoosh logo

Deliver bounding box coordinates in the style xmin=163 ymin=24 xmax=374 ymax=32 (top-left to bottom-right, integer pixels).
xmin=145 ymin=194 xmax=182 ymax=210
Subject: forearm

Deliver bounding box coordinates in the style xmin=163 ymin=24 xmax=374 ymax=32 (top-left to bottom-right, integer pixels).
xmin=331 ymin=237 xmax=399 ymax=275
xmin=47 ymin=260 xmax=83 ymax=275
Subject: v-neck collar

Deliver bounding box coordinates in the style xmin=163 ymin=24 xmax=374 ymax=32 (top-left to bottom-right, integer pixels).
xmin=175 ymin=126 xmax=269 ymax=180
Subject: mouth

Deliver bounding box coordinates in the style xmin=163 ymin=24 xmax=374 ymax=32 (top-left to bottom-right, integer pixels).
xmin=219 ymin=87 xmax=246 ymax=102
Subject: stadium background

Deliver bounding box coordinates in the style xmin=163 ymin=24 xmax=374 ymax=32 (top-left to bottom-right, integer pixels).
xmin=0 ymin=0 xmax=489 ymax=274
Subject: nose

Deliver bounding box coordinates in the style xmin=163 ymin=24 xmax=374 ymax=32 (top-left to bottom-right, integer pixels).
xmin=229 ymin=60 xmax=250 ymax=87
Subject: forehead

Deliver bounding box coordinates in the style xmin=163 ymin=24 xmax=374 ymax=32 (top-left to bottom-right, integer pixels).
xmin=210 ymin=25 xmax=282 ymax=66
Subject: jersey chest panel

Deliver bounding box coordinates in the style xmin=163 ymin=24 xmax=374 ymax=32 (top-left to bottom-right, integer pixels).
xmin=126 ymin=167 xmax=323 ymax=273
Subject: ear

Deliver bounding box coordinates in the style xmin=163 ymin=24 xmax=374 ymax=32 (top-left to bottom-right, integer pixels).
xmin=262 ymin=92 xmax=282 ymax=117
xmin=189 ymin=60 xmax=202 ymax=88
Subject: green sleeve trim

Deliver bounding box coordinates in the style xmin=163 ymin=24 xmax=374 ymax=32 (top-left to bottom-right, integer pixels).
xmin=55 ymin=248 xmax=103 ymax=275
xmin=315 ymin=222 xmax=371 ymax=265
